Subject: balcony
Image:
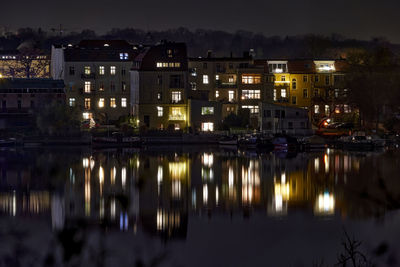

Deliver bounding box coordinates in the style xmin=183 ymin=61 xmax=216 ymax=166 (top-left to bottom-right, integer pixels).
xmin=275 ymin=97 xmax=289 ymax=103
xmin=216 ymin=80 xmax=237 ymax=88
xmin=169 ymin=114 xmax=186 ymax=121
xmin=274 ymin=81 xmax=290 ymax=88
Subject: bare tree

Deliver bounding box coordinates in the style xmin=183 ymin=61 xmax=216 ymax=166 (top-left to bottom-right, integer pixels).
xmin=3 ymin=48 xmax=50 ymax=78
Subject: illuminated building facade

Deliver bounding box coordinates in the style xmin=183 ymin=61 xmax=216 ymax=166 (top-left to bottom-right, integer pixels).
xmin=256 ymin=59 xmax=349 ymax=123
xmin=188 ymin=53 xmax=274 ymax=128
xmin=131 ymin=41 xmax=190 ymax=131
xmin=51 ymin=40 xmax=139 ymax=122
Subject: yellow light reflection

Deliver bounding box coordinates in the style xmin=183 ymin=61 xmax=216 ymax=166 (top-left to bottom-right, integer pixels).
xmin=324 ymin=154 xmax=329 ymax=173
xmin=121 ymin=167 xmax=126 ymax=189
xmin=111 ymin=167 xmax=116 ymax=184
xmin=99 ymin=166 xmax=104 ymax=196
xmin=169 ymin=162 xmax=187 ymax=180
xmin=203 ymin=184 xmax=208 ymax=205
xmin=241 ymin=160 xmax=260 ymax=205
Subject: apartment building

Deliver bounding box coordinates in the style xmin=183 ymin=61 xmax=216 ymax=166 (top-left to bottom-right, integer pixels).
xmin=51 ymin=40 xmax=139 ymax=122
xmin=131 ymin=41 xmax=189 ymax=131
xmin=256 ymin=59 xmax=349 ymax=123
xmin=189 ymin=54 xmax=274 ymax=128
xmin=0 ymin=78 xmax=64 ymax=128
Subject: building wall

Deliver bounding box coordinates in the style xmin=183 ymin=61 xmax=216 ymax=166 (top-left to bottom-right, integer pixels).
xmin=259 ymin=102 xmax=312 ymax=135
xmin=64 ymin=61 xmax=132 ymax=122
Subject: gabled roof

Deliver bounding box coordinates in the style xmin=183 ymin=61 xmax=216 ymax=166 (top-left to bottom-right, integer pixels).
xmin=133 ymin=41 xmax=188 ymax=71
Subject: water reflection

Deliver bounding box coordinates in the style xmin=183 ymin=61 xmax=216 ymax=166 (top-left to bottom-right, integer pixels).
xmin=0 ymin=148 xmax=399 ymax=241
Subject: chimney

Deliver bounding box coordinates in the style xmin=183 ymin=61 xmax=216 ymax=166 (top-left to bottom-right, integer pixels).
xmin=207 ymin=50 xmax=212 ymax=58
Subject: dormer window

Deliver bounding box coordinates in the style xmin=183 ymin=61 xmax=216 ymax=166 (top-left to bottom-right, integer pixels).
xmin=268 ymin=61 xmax=288 ymax=73
xmin=119 ymin=53 xmax=128 ymax=60
xmin=315 ymin=61 xmax=335 ymax=72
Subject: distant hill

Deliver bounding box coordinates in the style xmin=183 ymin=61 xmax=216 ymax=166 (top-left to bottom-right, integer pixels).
xmin=1 ymin=27 xmax=400 ymax=59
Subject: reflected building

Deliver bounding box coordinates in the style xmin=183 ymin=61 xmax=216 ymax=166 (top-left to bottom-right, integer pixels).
xmin=0 ymin=148 xmax=393 ymax=240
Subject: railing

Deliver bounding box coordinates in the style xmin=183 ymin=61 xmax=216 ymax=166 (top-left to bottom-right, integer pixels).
xmin=168 ymin=114 xmax=185 ymax=121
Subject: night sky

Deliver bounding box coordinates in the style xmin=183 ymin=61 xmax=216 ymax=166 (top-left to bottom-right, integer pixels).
xmin=1 ymin=0 xmax=400 ymax=43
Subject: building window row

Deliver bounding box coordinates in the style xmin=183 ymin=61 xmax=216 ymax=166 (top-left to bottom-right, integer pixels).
xmin=242 ymin=90 xmax=260 ymax=99
xmin=73 ymin=65 xmax=119 ymax=76
xmin=83 ymin=81 xmax=127 ymax=93
xmin=241 ymin=75 xmax=261 ymax=84
xmin=156 ymin=62 xmax=181 ymax=68
xmin=242 ymin=105 xmax=259 ymax=114
xmin=79 ymin=97 xmax=127 ymax=109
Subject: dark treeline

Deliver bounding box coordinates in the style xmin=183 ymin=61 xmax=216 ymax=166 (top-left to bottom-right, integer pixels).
xmin=1 ymin=27 xmax=400 ymax=58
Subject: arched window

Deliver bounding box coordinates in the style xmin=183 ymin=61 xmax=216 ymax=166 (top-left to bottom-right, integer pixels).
xmin=292 ymin=79 xmax=297 ymax=89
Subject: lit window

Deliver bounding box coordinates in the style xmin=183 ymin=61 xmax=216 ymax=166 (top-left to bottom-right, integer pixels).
xmin=203 ymin=75 xmax=209 ymax=84
xmin=110 ymin=98 xmax=116 ymax=108
xmin=99 ymin=66 xmax=105 ymax=75
xmin=344 ymin=104 xmax=351 ymax=113
xmin=84 ymin=81 xmax=91 ymax=93
xmin=84 ymin=98 xmax=91 ymax=109
xmin=191 ymin=68 xmax=197 ymax=76
xmin=215 ymin=75 xmax=219 ymax=80
xmin=157 ymin=106 xmax=163 ymax=117
xmin=314 ymin=105 xmax=320 ymax=114
xmin=242 ymin=90 xmax=260 ymax=99
xmin=84 ymin=66 xmax=91 ymax=75
xmin=98 ymin=98 xmax=105 ymax=108
xmin=201 ymin=122 xmax=214 ymax=132
xmin=215 ymin=90 xmax=219 ymax=98
xmin=69 ymin=98 xmax=75 ymax=107
xmin=119 ymin=53 xmax=128 ymax=60
xmin=273 ymin=89 xmax=277 ymax=101
xmin=110 ymin=66 xmax=116 ymax=75
xmin=228 ymin=76 xmax=234 ymax=83
xmin=190 ymin=82 xmax=197 ymax=90
xmin=82 ymin=112 xmax=91 ymax=120
xmin=201 ymin=107 xmax=214 ymax=115
xmin=171 ymin=91 xmax=182 ymax=103
xmin=169 ymin=107 xmax=185 ymax=121
xmin=241 ymin=105 xmax=259 ymax=114
xmin=121 ymin=98 xmax=127 ymax=107
xmin=242 ymin=75 xmax=261 ymax=84
xmin=228 ymin=90 xmax=235 ymax=102
xmin=325 ymin=105 xmax=330 ymax=115
xmin=174 ymin=62 xmax=181 ymax=67
xmin=157 ymin=93 xmax=162 ymax=100
xmin=156 ymin=62 xmax=163 ymax=68
xmin=281 ymin=89 xmax=287 ymax=98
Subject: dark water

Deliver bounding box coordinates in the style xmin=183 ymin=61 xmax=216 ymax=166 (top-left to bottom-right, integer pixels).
xmin=1 ymin=147 xmax=400 ymax=267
